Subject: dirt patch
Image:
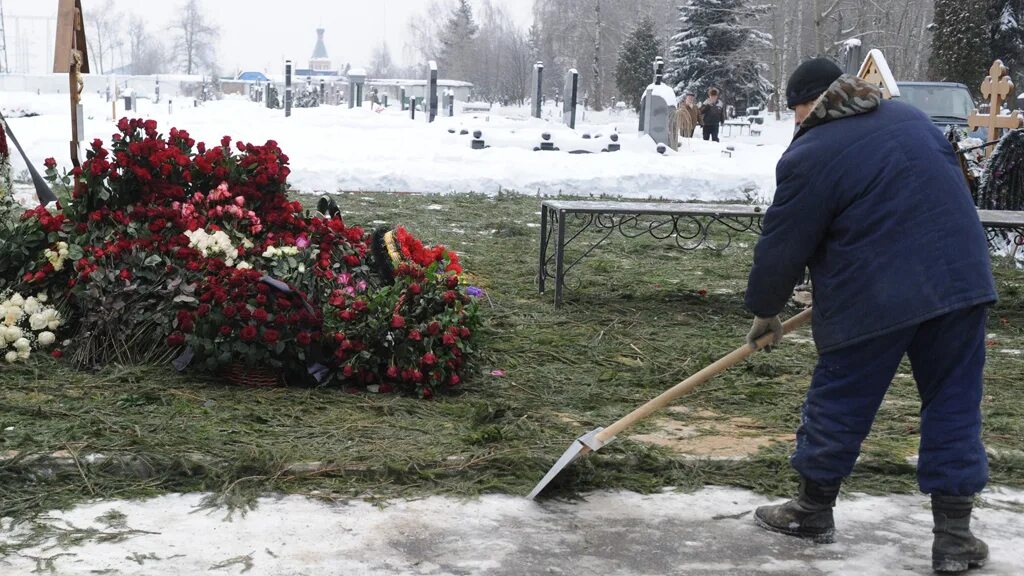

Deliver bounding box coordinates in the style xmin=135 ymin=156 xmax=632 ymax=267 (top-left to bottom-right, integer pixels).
xmin=630 ymin=407 xmax=794 ymax=460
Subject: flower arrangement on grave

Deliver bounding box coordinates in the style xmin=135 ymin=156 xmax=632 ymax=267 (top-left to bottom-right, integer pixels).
xmin=0 ymin=291 xmax=62 ymax=363
xmin=0 ymin=118 xmax=479 ymax=396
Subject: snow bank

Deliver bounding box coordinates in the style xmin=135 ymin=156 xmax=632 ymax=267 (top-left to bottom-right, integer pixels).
xmin=1 ymin=92 xmax=792 ymax=203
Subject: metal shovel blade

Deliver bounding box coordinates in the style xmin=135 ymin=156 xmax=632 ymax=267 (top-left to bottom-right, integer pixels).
xmin=527 ymin=428 xmax=610 ymax=500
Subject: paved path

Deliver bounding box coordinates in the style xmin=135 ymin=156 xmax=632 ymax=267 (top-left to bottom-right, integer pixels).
xmin=2 ymin=487 xmax=1022 ymax=575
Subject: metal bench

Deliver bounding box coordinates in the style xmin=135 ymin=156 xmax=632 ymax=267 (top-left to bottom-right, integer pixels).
xmin=537 ymin=200 xmax=1024 ymax=307
xmin=538 ymin=200 xmax=764 ymax=307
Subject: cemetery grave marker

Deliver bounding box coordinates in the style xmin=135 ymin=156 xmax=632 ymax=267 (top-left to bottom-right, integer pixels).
xmin=563 ymin=69 xmax=579 ymax=129
xmin=969 ymin=60 xmax=1022 ymax=155
xmin=640 ymin=58 xmax=678 ymax=151
xmin=285 ymin=60 xmax=293 ymax=117
xmin=532 ymin=62 xmax=544 ymax=119
xmin=427 ymin=61 xmax=439 ymax=122
xmin=54 ymin=0 xmax=89 ymax=172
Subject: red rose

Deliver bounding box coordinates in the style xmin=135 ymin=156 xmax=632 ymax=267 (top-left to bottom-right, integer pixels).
xmin=460 ymin=327 xmax=471 ymax=338
xmin=167 ymin=331 xmax=186 ymax=347
xmin=409 ymin=283 xmax=422 ymax=296
xmin=44 ymin=157 xmax=57 ymax=169
xmin=219 ymin=326 xmax=232 ymax=336
xmin=386 ymin=366 xmax=400 ymax=379
xmin=197 ymin=304 xmax=211 ymax=317
xmin=51 ymin=349 xmax=64 ymax=359
xmin=342 ymin=365 xmax=354 ymax=378
xmin=223 ymin=305 xmax=238 ymax=318
xmin=443 ymin=291 xmax=457 ymax=304
xmin=115 ymin=269 xmax=132 ymax=281
xmin=427 ymin=322 xmax=441 ymax=336
xmin=422 ymin=353 xmax=437 ymax=366
xmin=448 ymin=374 xmax=461 ymax=386
xmin=408 ymin=330 xmax=422 ymax=342
xmin=252 ymin=308 xmax=269 ymax=323
xmin=240 ymin=325 xmax=258 ymax=342
xmin=262 ymin=329 xmax=280 ymax=344
xmin=296 ymin=332 xmax=312 ymax=346
xmin=353 ymin=300 xmax=368 ymax=312
xmin=443 ymin=333 xmax=457 ymax=346
xmin=390 ymin=315 xmax=405 ymax=329
xmin=446 ymin=276 xmax=459 ymax=289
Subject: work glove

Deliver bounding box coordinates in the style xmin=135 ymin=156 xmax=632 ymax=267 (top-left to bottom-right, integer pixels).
xmin=747 ymin=315 xmax=783 ymax=351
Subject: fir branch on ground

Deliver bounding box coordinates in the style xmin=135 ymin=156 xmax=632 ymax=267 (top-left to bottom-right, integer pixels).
xmin=1 ymin=192 xmax=1021 ymax=527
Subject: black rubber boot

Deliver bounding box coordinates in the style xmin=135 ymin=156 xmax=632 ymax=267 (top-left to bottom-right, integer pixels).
xmin=932 ymin=495 xmax=988 ymax=573
xmin=754 ymin=478 xmax=840 ymax=544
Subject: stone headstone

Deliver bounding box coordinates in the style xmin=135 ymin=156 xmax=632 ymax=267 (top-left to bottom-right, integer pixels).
xmin=471 ymin=130 xmax=486 ymax=150
xmin=383 ymin=94 xmax=389 ymax=108
xmin=531 ymin=62 xmax=544 ymax=119
xmin=605 ymin=133 xmax=620 ymax=152
xmin=400 ymin=88 xmax=407 ymax=111
xmin=446 ymin=89 xmax=455 ymax=117
xmin=410 ymin=97 xmax=417 ymax=120
xmin=155 ymin=78 xmax=160 ymax=103
xmin=427 ymin=61 xmax=439 ymax=122
xmin=348 ymin=68 xmax=367 ymax=109
xmin=563 ymin=69 xmax=579 ymax=129
xmin=640 ymin=58 xmax=679 ymax=150
xmin=319 ymin=78 xmax=326 ymax=102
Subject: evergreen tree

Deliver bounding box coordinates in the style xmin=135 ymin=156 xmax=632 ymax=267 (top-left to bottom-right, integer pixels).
xmin=990 ymin=0 xmax=1024 ymax=87
xmin=929 ymin=0 xmax=992 ymax=94
xmin=438 ymin=0 xmax=480 ymax=80
xmin=664 ymin=0 xmax=772 ymax=110
xmin=616 ymin=18 xmax=662 ymax=110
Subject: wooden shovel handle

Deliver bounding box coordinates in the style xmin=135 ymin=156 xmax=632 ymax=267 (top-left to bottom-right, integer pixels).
xmin=596 ymin=308 xmax=813 ymax=443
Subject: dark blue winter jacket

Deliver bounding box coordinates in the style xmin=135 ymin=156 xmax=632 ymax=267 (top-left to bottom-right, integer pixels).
xmin=745 ymin=75 xmax=997 ymax=353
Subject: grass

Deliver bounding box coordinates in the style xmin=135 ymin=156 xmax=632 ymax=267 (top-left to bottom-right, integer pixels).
xmin=1 ymin=191 xmax=1022 ymax=531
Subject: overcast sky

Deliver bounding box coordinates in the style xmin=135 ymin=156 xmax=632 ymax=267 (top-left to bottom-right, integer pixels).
xmin=3 ymin=0 xmax=534 ymax=75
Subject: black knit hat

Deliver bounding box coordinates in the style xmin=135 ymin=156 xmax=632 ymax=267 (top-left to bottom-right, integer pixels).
xmin=786 ymin=58 xmax=843 ymax=108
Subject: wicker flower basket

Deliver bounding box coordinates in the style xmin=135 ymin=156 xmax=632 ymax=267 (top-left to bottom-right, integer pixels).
xmin=222 ymin=363 xmax=282 ymax=388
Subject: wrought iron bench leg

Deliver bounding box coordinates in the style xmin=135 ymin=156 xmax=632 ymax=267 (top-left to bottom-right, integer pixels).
xmin=538 ymin=206 xmax=548 ymax=293
xmin=555 ymin=210 xmax=566 ymax=308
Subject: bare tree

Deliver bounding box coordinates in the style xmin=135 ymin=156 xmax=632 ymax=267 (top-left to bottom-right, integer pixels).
xmin=86 ymin=0 xmax=122 ymax=74
xmin=173 ymin=0 xmax=218 ymax=75
xmin=370 ymin=42 xmax=394 ymax=78
xmin=127 ymin=16 xmax=166 ymax=75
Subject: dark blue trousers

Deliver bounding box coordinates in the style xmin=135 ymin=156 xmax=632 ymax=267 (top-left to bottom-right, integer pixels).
xmin=791 ymin=305 xmax=989 ymax=496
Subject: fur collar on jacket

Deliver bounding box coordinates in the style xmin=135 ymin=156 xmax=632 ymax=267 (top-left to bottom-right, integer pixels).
xmin=795 ymin=75 xmax=882 ymax=139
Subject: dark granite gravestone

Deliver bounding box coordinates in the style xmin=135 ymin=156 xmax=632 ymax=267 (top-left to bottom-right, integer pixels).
xmin=563 ymin=68 xmax=579 ymax=129
xmin=531 ymin=62 xmax=544 ymax=119
xmin=285 ymin=60 xmax=292 ymax=117
xmin=427 ymin=61 xmax=439 ymax=122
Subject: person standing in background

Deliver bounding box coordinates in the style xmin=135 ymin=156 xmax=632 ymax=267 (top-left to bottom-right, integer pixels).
xmin=700 ymin=88 xmax=725 ymax=142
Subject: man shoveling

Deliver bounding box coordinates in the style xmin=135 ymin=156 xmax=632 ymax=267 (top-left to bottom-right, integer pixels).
xmin=745 ymin=58 xmax=997 ymax=574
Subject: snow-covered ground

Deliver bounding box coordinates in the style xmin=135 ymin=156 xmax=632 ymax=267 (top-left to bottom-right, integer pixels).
xmin=2 ymin=92 xmax=792 ymax=203
xmin=1 ymin=487 xmax=1022 ymax=575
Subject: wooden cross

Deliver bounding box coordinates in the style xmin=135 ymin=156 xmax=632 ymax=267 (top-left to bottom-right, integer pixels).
xmin=53 ymin=0 xmax=90 ymax=168
xmin=968 ymin=60 xmax=1021 ymax=154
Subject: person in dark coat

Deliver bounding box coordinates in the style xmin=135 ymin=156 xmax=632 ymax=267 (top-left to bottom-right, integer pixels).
xmin=745 ymin=58 xmax=996 ymax=574
xmin=699 ymin=88 xmax=725 ymax=142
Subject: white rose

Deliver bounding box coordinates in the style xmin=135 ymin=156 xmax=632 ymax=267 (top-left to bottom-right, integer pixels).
xmin=0 ymin=334 xmax=6 ymax=348
xmin=6 ymin=327 xmax=22 ymax=342
xmin=235 ymin=261 xmax=252 ymax=270
xmin=17 ymin=349 xmax=29 ymax=360
xmin=14 ymin=338 xmax=30 ymax=352
xmin=29 ymin=313 xmax=47 ymax=331
xmin=37 ymin=332 xmax=56 ymax=347
xmin=4 ymin=310 xmax=20 ymax=327
xmin=10 ymin=294 xmax=24 ymax=306
xmin=5 ymin=351 xmax=17 ymax=363
xmin=36 ymin=293 xmax=48 ymax=303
